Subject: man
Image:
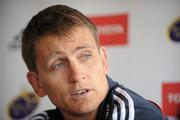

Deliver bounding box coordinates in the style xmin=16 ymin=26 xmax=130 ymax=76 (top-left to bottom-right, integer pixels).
xmin=21 ymin=4 xmax=167 ymax=120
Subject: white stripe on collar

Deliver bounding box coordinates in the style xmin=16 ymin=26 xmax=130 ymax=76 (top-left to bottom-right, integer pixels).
xmin=113 ymin=87 xmax=135 ymax=120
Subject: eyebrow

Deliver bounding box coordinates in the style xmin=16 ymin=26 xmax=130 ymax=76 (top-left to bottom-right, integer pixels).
xmin=75 ymin=45 xmax=95 ymax=52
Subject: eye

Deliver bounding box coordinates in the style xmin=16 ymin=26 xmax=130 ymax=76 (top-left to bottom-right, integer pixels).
xmin=80 ymin=52 xmax=92 ymax=61
xmin=51 ymin=62 xmax=65 ymax=70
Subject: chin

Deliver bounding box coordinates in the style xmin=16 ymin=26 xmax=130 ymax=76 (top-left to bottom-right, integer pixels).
xmin=72 ymin=102 xmax=99 ymax=115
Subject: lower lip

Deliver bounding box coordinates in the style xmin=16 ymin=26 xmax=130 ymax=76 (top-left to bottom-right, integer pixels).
xmin=71 ymin=90 xmax=92 ymax=99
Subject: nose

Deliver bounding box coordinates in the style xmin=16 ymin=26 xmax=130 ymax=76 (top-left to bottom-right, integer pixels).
xmin=69 ymin=60 xmax=86 ymax=83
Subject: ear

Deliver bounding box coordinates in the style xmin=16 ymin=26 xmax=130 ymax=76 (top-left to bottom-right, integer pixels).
xmin=100 ymin=47 xmax=109 ymax=74
xmin=27 ymin=72 xmax=46 ymax=97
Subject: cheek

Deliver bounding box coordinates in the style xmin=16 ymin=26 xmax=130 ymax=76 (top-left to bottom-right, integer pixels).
xmin=39 ymin=75 xmax=69 ymax=105
xmin=38 ymin=72 xmax=67 ymax=94
xmin=90 ymin=60 xmax=106 ymax=76
xmin=88 ymin=62 xmax=107 ymax=88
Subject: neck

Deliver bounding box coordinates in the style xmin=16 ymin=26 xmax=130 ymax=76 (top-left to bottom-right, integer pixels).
xmin=61 ymin=109 xmax=97 ymax=120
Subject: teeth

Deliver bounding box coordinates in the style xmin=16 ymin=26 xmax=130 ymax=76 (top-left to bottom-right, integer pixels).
xmin=73 ymin=89 xmax=87 ymax=96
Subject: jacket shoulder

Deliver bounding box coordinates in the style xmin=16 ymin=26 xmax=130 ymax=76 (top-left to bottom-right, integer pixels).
xmin=112 ymin=84 xmax=164 ymax=120
xmin=29 ymin=111 xmax=50 ymax=120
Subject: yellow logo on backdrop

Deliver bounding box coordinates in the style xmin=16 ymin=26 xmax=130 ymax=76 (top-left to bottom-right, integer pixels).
xmin=167 ymin=17 xmax=180 ymax=42
xmin=7 ymin=89 xmax=39 ymax=119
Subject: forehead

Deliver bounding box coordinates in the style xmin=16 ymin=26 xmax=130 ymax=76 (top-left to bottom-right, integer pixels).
xmin=35 ymin=27 xmax=97 ymax=54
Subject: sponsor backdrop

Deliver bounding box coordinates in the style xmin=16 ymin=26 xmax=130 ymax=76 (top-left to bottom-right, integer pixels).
xmin=0 ymin=0 xmax=179 ymax=119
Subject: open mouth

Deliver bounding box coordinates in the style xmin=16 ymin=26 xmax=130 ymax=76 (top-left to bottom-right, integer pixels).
xmin=72 ymin=89 xmax=90 ymax=96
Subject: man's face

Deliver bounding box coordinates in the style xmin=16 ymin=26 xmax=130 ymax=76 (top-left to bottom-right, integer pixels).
xmin=27 ymin=26 xmax=109 ymax=116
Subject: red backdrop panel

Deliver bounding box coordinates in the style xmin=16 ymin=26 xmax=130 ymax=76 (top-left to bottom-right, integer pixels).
xmin=89 ymin=14 xmax=128 ymax=46
xmin=162 ymin=82 xmax=180 ymax=116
